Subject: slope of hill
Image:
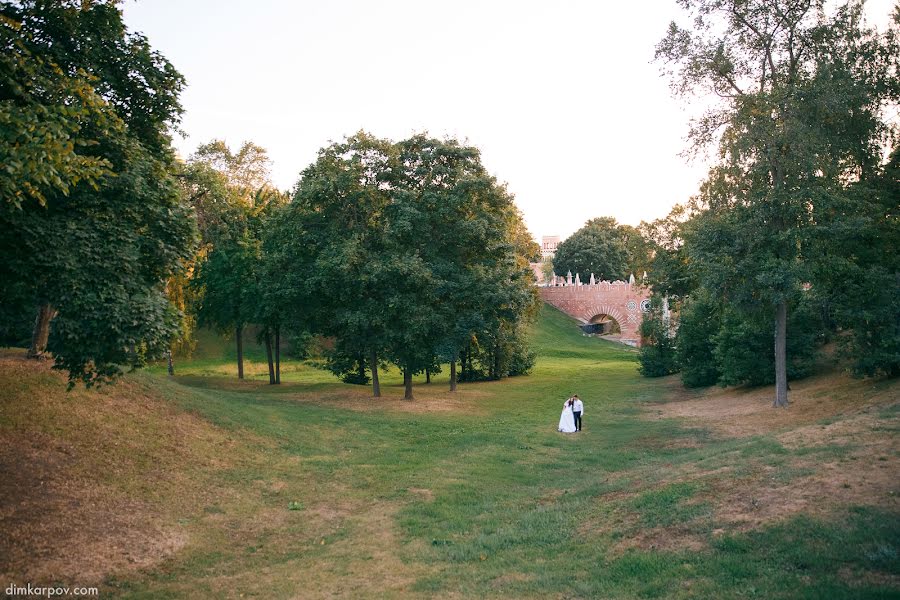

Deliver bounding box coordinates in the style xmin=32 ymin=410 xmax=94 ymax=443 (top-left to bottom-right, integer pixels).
xmin=0 ymin=307 xmax=897 ymax=598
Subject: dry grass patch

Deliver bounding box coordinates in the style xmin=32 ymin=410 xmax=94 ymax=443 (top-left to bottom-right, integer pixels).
xmin=606 ymin=371 xmax=899 ymax=547
xmin=0 ymin=351 xmax=260 ymax=586
xmin=653 ymin=371 xmax=898 ymax=438
xmin=175 ymin=374 xmax=490 ymax=416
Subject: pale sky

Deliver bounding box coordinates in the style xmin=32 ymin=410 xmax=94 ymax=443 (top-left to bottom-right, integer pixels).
xmin=121 ymin=0 xmax=896 ymax=241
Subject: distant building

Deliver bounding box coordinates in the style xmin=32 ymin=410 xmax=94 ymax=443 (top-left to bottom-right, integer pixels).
xmin=540 ymin=235 xmax=560 ymax=259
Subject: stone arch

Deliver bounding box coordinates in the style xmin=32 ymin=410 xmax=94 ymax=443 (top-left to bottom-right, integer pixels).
xmin=583 ymin=304 xmax=625 ymax=336
xmin=583 ymin=304 xmax=625 ymax=326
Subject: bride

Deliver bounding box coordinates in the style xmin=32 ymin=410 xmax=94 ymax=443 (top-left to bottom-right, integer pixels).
xmin=558 ymin=398 xmax=576 ymax=433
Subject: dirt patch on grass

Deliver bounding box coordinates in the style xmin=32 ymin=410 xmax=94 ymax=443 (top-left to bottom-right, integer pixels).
xmin=649 ymin=371 xmax=899 ymax=521
xmin=657 ymin=374 xmax=900 ymax=529
xmin=491 ymin=571 xmax=536 ymax=590
xmin=0 ymin=429 xmax=188 ymax=584
xmin=197 ymin=497 xmax=430 ymax=599
xmin=408 ymin=487 xmax=435 ymax=502
xmin=612 ymin=525 xmax=707 ymax=554
xmin=0 ymin=351 xmax=251 ymax=585
xmin=708 ymin=454 xmax=899 ymax=531
xmin=591 ymin=372 xmax=900 ymax=552
xmin=333 ymin=386 xmax=489 ymax=415
xmin=175 ymin=374 xmax=490 ymax=415
xmin=652 ymin=371 xmax=898 ymax=438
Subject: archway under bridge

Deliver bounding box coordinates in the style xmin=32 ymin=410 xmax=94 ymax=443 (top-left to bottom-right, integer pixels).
xmin=580 ymin=313 xmax=622 ymax=336
xmin=538 ymin=281 xmax=651 ymax=347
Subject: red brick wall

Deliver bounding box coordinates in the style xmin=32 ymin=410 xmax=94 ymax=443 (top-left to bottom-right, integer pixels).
xmin=539 ymin=282 xmax=651 ymax=346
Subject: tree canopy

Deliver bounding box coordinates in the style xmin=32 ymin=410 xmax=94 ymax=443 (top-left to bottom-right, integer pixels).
xmin=552 ymin=217 xmax=629 ymax=282
xmin=654 ymin=0 xmax=900 ymax=405
xmin=0 ymin=0 xmax=195 ymax=386
xmin=273 ymin=132 xmax=539 ymax=399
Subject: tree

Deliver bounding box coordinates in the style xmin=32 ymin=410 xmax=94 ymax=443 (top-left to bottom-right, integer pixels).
xmin=187 ymin=141 xmax=285 ymax=381
xmin=191 ymin=140 xmax=272 ymax=199
xmin=553 ymin=217 xmax=629 ymax=282
xmin=277 ymin=132 xmax=539 ymax=400
xmin=0 ymin=7 xmax=115 ymax=209
xmin=0 ymin=0 xmax=195 ymax=386
xmin=656 ymin=0 xmax=900 ymax=406
xmin=639 ymin=205 xmax=696 ymax=301
xmin=638 ymin=295 xmax=678 ymax=377
xmin=620 ymin=224 xmax=654 ymax=280
xmin=392 ymin=134 xmax=539 ymax=393
xmin=675 ymin=289 xmax=722 ymax=388
xmin=275 ymin=132 xmax=397 ymax=397
xmin=811 ymin=145 xmax=900 ymax=377
xmin=193 ymin=228 xmax=253 ymax=378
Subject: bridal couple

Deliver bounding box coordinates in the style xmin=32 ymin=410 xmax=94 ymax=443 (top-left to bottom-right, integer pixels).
xmin=557 ymin=394 xmax=583 ymax=433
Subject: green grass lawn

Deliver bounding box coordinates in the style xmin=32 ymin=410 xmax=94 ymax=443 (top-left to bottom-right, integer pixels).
xmin=13 ymin=305 xmax=897 ymax=598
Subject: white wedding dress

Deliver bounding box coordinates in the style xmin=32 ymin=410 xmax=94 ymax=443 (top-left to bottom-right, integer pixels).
xmin=558 ymin=403 xmax=576 ymax=433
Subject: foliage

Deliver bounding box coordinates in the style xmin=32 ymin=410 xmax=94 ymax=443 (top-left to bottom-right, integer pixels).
xmin=0 ymin=6 xmax=117 ymax=209
xmin=0 ymin=0 xmax=194 ymax=386
xmin=675 ymin=289 xmax=722 ymax=388
xmin=552 ymin=217 xmax=628 ymax=282
xmin=187 ymin=142 xmax=287 ymax=380
xmin=620 ymin=224 xmax=654 ymax=280
xmin=459 ymin=319 xmax=537 ymax=381
xmin=811 ymin=147 xmax=900 ymax=377
xmin=276 ymin=132 xmax=539 ymax=398
xmin=714 ymin=297 xmax=823 ymax=387
xmin=270 ymin=132 xmax=397 ymax=394
xmin=638 ymin=295 xmax=677 ymax=377
xmin=656 ymin=0 xmax=900 ymax=403
xmin=639 ymin=205 xmax=695 ymax=301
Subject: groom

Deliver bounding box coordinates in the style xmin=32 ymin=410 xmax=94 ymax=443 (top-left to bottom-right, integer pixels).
xmin=572 ymin=394 xmax=583 ymax=431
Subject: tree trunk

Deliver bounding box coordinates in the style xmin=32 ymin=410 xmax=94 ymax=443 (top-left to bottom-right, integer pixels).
xmin=274 ymin=325 xmax=281 ymax=384
xmin=358 ymin=355 xmax=366 ymax=384
xmin=236 ymin=324 xmax=244 ymax=380
xmin=27 ymin=303 xmax=54 ymax=359
xmin=167 ymin=350 xmax=175 ymax=376
xmin=425 ymin=368 xmax=431 ymax=384
xmin=773 ymin=301 xmax=788 ymax=408
xmin=264 ymin=329 xmax=275 ymax=385
xmin=370 ymin=350 xmax=381 ymax=398
xmin=450 ymin=353 xmax=457 ymax=392
xmin=403 ymin=368 xmax=414 ymax=400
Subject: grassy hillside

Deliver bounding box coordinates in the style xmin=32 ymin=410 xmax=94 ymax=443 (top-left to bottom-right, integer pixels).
xmin=1 ymin=305 xmax=897 ymax=598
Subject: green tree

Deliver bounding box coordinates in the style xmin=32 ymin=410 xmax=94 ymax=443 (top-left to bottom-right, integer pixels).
xmin=640 ymin=205 xmax=696 ymax=301
xmin=0 ymin=0 xmax=195 ymax=386
xmin=811 ymin=146 xmax=900 ymax=377
xmin=392 ymin=135 xmax=539 ymax=393
xmin=638 ymin=295 xmax=678 ymax=377
xmin=553 ymin=217 xmax=628 ymax=282
xmin=656 ymin=0 xmax=900 ymax=406
xmin=0 ymin=5 xmax=116 ymax=208
xmin=620 ymin=224 xmax=654 ymax=280
xmin=275 ymin=132 xmax=397 ymax=397
xmin=187 ymin=141 xmax=285 ymax=381
xmin=277 ymin=133 xmax=539 ymax=399
xmin=675 ymin=289 xmax=722 ymax=388
xmin=714 ymin=297 xmax=823 ymax=387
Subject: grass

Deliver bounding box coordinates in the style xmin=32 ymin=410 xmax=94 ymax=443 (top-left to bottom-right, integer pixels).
xmin=2 ymin=304 xmax=898 ymax=598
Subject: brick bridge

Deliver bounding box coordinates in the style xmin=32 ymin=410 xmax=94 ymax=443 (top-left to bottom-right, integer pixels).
xmin=538 ymin=275 xmax=651 ymax=347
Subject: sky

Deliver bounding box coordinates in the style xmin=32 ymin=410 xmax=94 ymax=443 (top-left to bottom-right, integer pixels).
xmin=121 ymin=0 xmax=897 ymax=242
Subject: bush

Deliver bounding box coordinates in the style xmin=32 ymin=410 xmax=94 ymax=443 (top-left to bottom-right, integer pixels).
xmin=675 ymin=290 xmax=721 ymax=388
xmin=714 ymin=295 xmax=824 ymax=387
xmin=638 ymin=295 xmax=678 ymax=377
